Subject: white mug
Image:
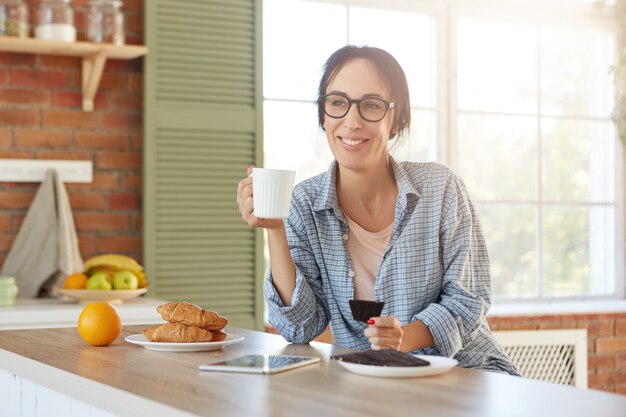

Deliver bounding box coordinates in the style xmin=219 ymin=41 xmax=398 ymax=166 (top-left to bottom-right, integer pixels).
xmin=252 ymin=168 xmax=296 ymax=219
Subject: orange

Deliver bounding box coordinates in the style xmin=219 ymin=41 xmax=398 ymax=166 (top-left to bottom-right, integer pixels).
xmin=64 ymin=273 xmax=89 ymax=289
xmin=77 ymin=302 xmax=122 ymax=346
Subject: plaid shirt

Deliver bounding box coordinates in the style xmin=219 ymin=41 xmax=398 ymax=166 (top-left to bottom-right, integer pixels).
xmin=265 ymin=158 xmax=518 ymax=375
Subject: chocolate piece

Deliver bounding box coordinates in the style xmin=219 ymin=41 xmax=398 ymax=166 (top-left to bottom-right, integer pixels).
xmin=349 ymin=299 xmax=385 ymax=323
xmin=331 ymin=349 xmax=430 ymax=367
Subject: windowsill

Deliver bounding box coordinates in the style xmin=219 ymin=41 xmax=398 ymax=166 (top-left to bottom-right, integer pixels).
xmin=488 ymin=299 xmax=626 ymax=317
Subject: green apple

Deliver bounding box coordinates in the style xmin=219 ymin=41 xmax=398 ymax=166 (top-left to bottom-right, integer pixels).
xmin=112 ymin=270 xmax=139 ymax=290
xmin=86 ymin=272 xmax=112 ymax=290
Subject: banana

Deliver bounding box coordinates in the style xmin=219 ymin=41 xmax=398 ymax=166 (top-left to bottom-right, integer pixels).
xmin=83 ymin=254 xmax=143 ymax=273
xmin=134 ymin=270 xmax=149 ymax=289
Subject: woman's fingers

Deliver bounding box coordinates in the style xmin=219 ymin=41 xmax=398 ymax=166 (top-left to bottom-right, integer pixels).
xmin=367 ymin=316 xmax=399 ymax=328
xmin=369 ymin=336 xmax=400 ymax=350
xmin=236 ymin=164 xmax=254 ymax=207
xmin=364 ymin=316 xmax=403 ymax=351
xmin=237 ymin=164 xmax=285 ymax=229
xmin=237 ymin=178 xmax=253 ymax=210
xmin=363 ymin=324 xmax=400 ymax=339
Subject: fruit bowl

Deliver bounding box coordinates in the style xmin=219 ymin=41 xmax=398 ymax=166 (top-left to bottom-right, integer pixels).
xmin=53 ymin=288 xmax=148 ymax=304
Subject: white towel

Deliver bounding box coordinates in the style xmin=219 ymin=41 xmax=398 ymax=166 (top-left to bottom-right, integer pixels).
xmin=1 ymin=169 xmax=83 ymax=298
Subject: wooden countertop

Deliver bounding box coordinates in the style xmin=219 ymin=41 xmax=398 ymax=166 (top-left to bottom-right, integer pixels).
xmin=1 ymin=325 xmax=626 ymax=417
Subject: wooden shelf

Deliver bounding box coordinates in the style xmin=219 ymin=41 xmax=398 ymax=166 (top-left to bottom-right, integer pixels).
xmin=0 ymin=36 xmax=148 ymax=111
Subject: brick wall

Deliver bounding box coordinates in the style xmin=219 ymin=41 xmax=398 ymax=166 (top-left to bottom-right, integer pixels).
xmin=488 ymin=313 xmax=626 ymax=394
xmin=0 ymin=0 xmax=144 ymax=269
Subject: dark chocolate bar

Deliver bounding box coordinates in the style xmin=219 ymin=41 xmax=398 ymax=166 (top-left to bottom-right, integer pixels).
xmin=331 ymin=349 xmax=430 ymax=367
xmin=349 ymin=299 xmax=385 ymax=323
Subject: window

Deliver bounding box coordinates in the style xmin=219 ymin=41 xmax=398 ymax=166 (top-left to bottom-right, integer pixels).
xmin=262 ymin=0 xmax=623 ymax=301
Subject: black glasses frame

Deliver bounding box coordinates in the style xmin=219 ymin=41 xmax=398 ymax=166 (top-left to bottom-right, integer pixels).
xmin=320 ymin=94 xmax=396 ymax=122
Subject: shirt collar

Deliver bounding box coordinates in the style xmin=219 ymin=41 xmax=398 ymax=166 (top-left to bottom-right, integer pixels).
xmin=312 ymin=157 xmax=421 ymax=213
xmin=313 ymin=160 xmax=340 ymax=212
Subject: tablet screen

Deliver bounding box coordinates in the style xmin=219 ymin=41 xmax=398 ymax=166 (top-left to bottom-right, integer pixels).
xmin=199 ymin=354 xmax=320 ymax=374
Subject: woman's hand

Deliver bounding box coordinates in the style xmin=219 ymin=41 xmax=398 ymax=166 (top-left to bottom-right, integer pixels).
xmin=237 ymin=165 xmax=284 ymax=229
xmin=363 ymin=316 xmax=403 ymax=351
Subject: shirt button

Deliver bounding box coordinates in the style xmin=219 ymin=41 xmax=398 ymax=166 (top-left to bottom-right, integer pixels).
xmin=342 ymin=234 xmax=349 ymax=241
xmin=348 ymin=270 xmax=355 ymax=278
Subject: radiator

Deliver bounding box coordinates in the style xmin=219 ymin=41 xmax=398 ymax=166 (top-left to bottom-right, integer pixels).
xmin=492 ymin=329 xmax=588 ymax=388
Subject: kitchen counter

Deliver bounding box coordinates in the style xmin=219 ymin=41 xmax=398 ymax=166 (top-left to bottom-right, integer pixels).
xmin=1 ymin=325 xmax=626 ymax=417
xmin=0 ymin=297 xmax=164 ymax=330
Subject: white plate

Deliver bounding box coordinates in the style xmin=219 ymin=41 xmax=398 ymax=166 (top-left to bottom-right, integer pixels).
xmin=53 ymin=288 xmax=148 ymax=304
xmin=336 ymin=355 xmax=458 ymax=378
xmin=125 ymin=333 xmax=245 ymax=352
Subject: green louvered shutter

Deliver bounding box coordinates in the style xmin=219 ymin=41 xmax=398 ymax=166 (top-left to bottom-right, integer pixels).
xmin=143 ymin=0 xmax=264 ymax=330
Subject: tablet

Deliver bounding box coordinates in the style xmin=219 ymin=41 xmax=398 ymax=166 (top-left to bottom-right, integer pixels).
xmin=199 ymin=354 xmax=320 ymax=374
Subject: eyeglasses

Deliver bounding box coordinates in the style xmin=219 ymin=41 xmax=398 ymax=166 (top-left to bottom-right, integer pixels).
xmin=320 ymin=94 xmax=396 ymax=123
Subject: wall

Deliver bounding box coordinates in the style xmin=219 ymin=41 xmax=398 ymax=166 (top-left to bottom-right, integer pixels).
xmin=488 ymin=313 xmax=626 ymax=394
xmin=0 ymin=0 xmax=144 ymax=270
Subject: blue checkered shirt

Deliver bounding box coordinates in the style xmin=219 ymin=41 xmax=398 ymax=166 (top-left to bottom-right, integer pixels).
xmin=265 ymin=158 xmax=519 ymax=375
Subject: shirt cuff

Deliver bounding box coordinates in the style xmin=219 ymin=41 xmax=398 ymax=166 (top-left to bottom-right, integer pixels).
xmin=264 ymin=267 xmax=315 ymax=325
xmin=415 ymin=303 xmax=463 ymax=357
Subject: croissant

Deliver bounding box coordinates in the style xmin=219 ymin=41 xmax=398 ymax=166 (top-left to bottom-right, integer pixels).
xmin=211 ymin=330 xmax=227 ymax=342
xmin=157 ymin=302 xmax=228 ymax=331
xmin=144 ymin=323 xmax=214 ymax=343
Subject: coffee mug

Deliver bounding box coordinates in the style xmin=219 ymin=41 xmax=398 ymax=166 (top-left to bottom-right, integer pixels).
xmin=252 ymin=168 xmax=296 ymax=219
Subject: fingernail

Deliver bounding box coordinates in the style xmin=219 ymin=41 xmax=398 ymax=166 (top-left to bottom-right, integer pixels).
xmin=367 ymin=319 xmax=375 ymax=325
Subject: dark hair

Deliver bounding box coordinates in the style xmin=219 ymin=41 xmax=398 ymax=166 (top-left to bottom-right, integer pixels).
xmin=317 ymin=45 xmax=411 ymax=140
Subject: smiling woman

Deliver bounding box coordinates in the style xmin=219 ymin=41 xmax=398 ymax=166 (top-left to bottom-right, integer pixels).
xmin=237 ymin=45 xmax=519 ymax=375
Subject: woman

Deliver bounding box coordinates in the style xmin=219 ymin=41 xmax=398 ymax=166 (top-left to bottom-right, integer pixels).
xmin=237 ymin=46 xmax=518 ymax=374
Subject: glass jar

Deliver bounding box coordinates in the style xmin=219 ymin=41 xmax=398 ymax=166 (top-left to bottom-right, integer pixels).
xmin=0 ymin=0 xmax=28 ymax=38
xmin=0 ymin=276 xmax=18 ymax=307
xmin=34 ymin=0 xmax=76 ymax=42
xmin=87 ymin=0 xmax=124 ymax=45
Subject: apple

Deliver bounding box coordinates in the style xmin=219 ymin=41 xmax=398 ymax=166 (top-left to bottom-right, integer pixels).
xmin=86 ymin=272 xmax=112 ymax=290
xmin=112 ymin=270 xmax=139 ymax=290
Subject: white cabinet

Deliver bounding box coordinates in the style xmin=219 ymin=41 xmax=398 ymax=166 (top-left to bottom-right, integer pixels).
xmin=0 ymin=369 xmax=117 ymax=417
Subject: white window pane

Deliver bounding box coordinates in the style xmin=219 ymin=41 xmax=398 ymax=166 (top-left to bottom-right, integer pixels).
xmin=349 ymin=7 xmax=437 ymax=109
xmin=390 ymin=110 xmax=436 ymax=162
xmin=458 ymin=18 xmax=537 ymax=114
xmin=543 ymin=206 xmax=614 ymax=297
xmin=457 ymin=114 xmax=537 ymax=201
xmin=542 ymin=119 xmax=616 ymax=203
xmin=541 ymin=27 xmax=615 ymax=118
xmin=478 ymin=204 xmax=537 ymax=299
xmin=263 ymin=0 xmax=346 ymax=100
xmin=264 ymin=100 xmax=333 ymax=183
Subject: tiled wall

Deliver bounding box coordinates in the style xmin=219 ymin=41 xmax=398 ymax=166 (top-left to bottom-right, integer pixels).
xmin=0 ymin=0 xmax=144 ymax=269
